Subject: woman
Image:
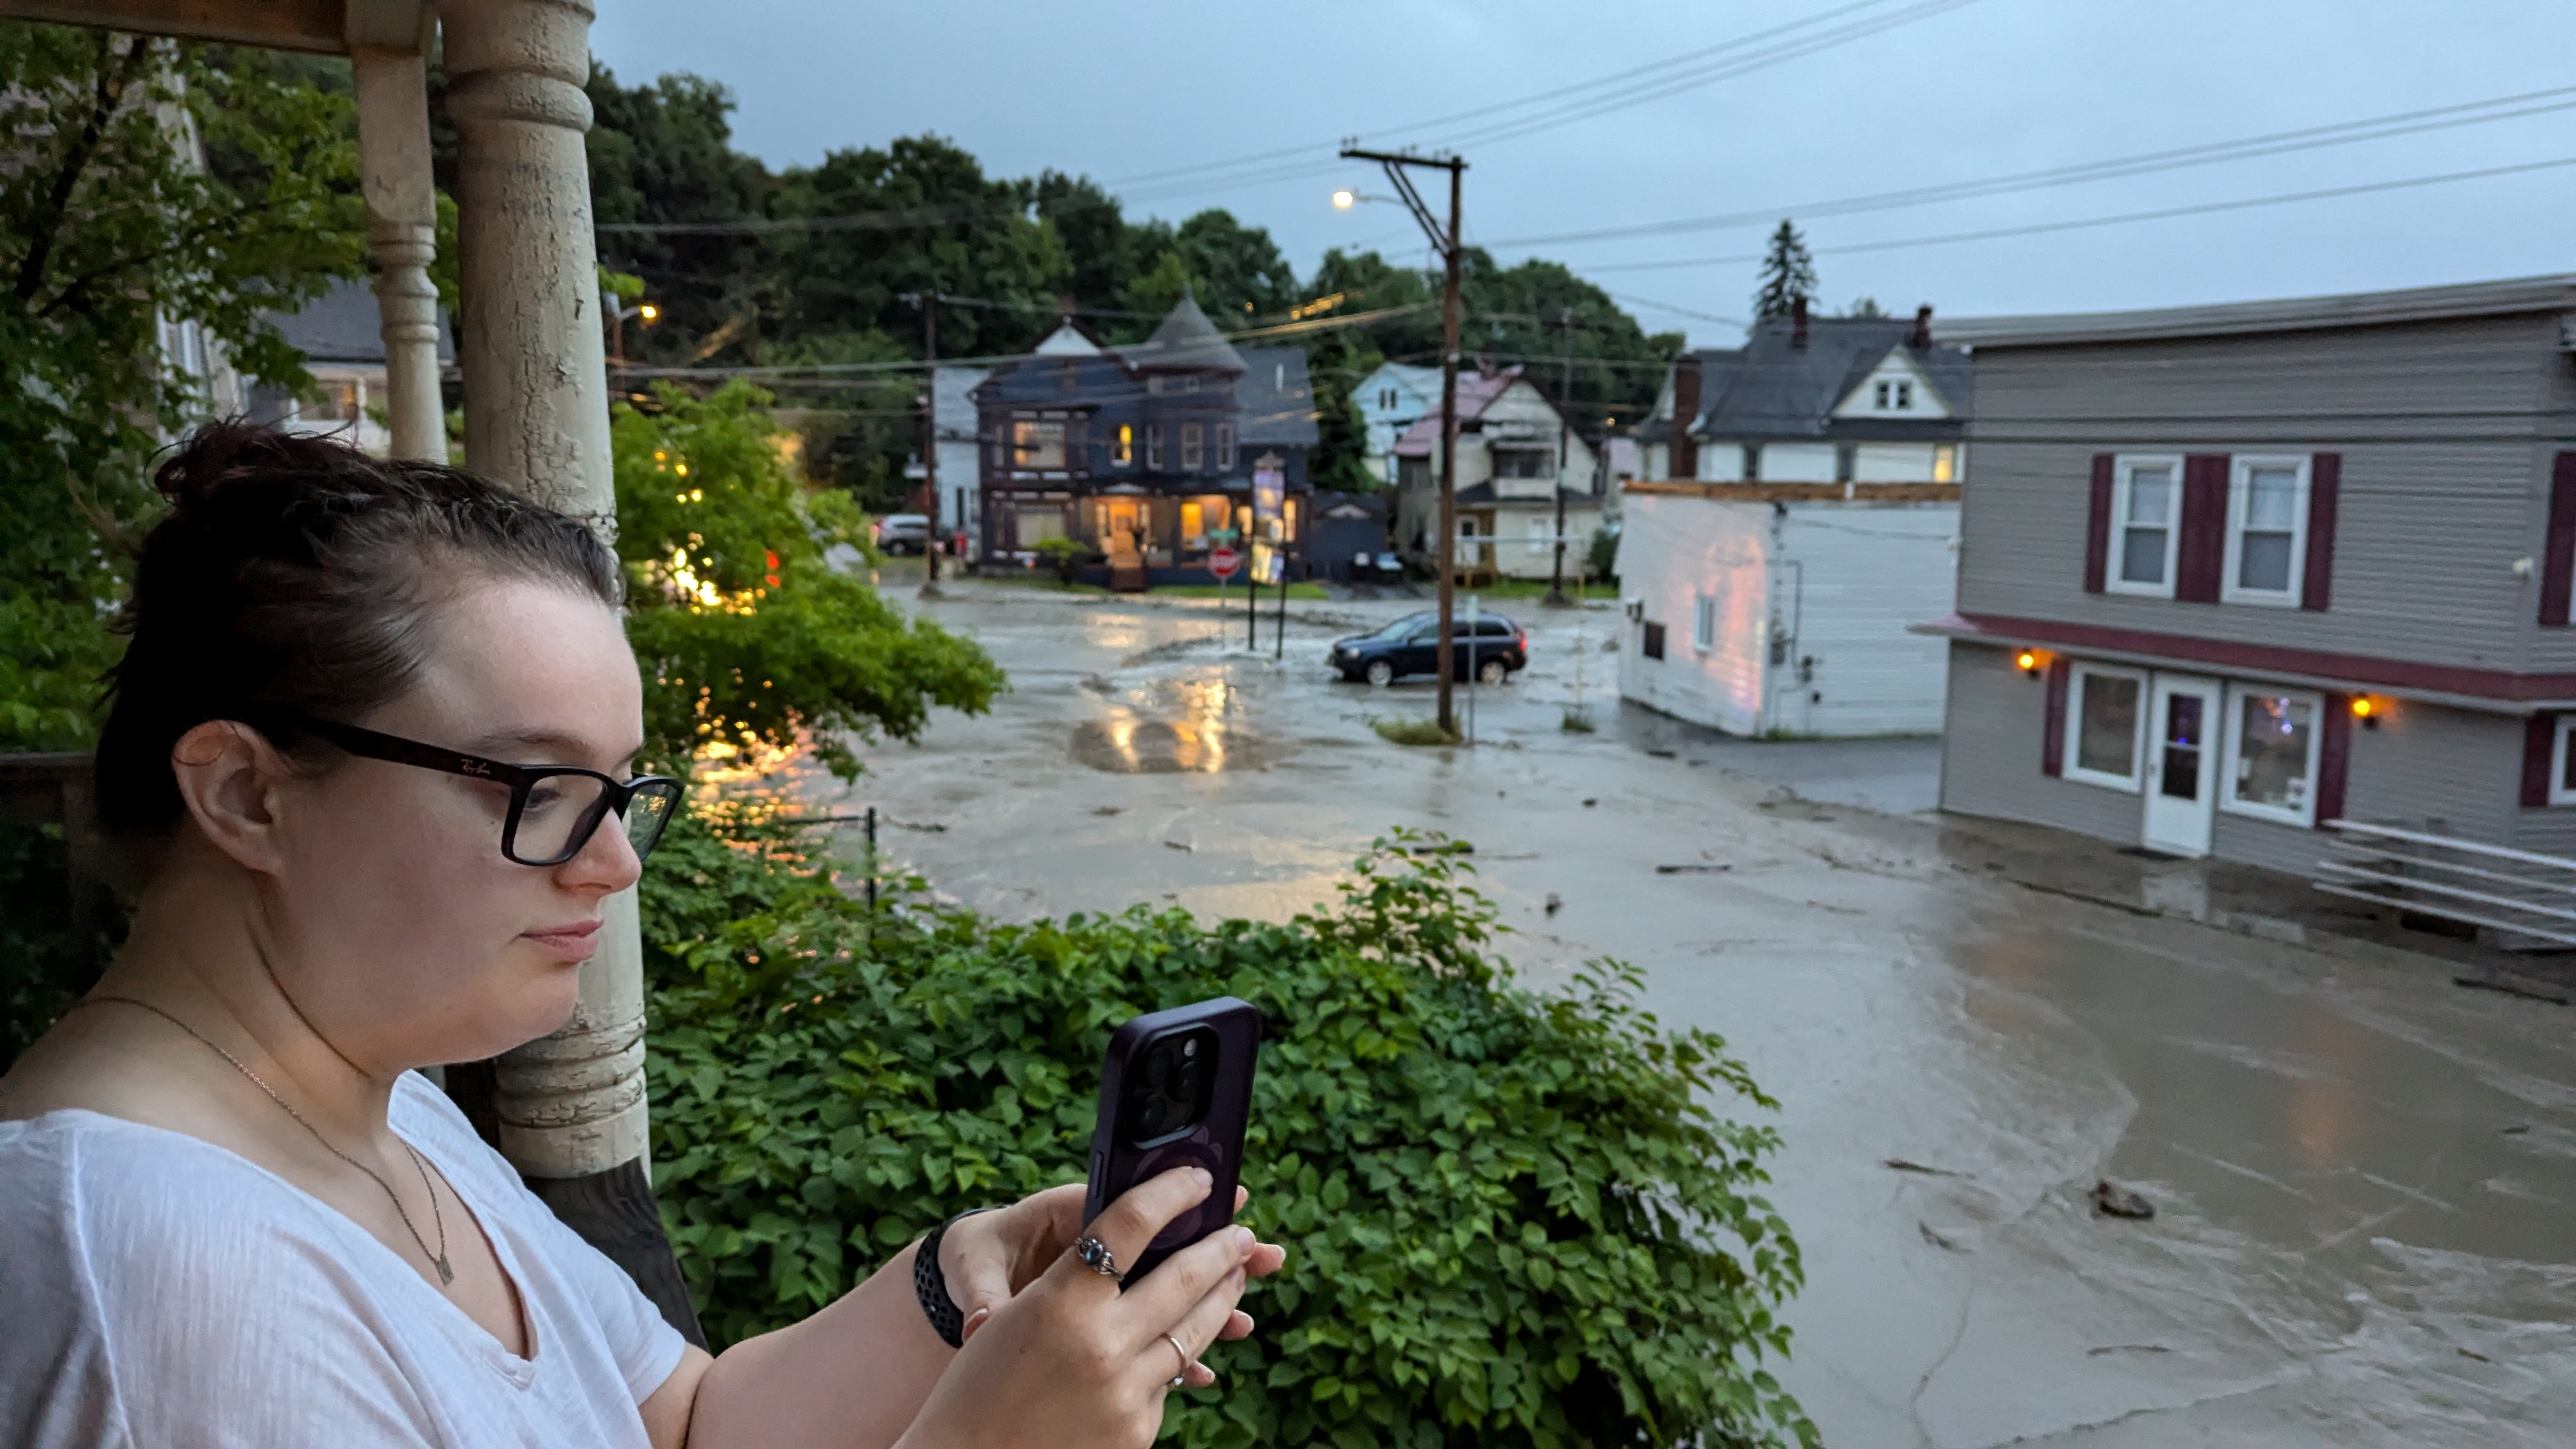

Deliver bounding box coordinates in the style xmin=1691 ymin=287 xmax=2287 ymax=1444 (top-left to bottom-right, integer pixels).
xmin=0 ymin=425 xmax=1284 ymax=1447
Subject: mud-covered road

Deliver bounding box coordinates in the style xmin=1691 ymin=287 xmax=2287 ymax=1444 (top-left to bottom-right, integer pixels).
xmin=809 ymin=573 xmax=2576 ymax=1446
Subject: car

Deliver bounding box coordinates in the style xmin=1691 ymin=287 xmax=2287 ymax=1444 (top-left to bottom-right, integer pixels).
xmin=1329 ymin=610 xmax=1527 ymax=687
xmin=873 ymin=513 xmax=931 ymax=555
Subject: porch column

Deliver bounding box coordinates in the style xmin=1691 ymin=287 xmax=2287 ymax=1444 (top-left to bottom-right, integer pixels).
xmin=440 ymin=0 xmax=699 ymax=1344
xmin=346 ymin=1 xmax=447 ymax=463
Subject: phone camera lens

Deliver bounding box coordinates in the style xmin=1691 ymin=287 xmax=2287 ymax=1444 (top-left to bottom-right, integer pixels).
xmin=1183 ymin=1039 xmax=1199 ymax=1059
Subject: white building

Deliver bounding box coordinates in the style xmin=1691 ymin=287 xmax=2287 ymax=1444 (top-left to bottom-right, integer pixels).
xmin=931 ymin=362 xmax=990 ymax=539
xmin=1353 ymin=360 xmax=1439 ymax=484
xmin=1389 ymin=367 xmax=1604 ymax=581
xmin=1615 ymin=481 xmax=1959 ymax=737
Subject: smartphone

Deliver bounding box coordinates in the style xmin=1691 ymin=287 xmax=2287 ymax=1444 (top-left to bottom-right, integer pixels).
xmin=1082 ymin=996 xmax=1263 ymax=1285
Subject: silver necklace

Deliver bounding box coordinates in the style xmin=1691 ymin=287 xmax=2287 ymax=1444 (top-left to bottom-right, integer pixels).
xmin=77 ymin=995 xmax=454 ymax=1285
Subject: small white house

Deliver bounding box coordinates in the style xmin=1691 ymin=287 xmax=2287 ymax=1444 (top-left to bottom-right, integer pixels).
xmin=1353 ymin=360 xmax=1440 ymax=484
xmin=1615 ymin=480 xmax=1958 ymax=737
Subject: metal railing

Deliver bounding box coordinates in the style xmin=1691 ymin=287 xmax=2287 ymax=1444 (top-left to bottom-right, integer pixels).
xmin=2315 ymin=819 xmax=2576 ymax=947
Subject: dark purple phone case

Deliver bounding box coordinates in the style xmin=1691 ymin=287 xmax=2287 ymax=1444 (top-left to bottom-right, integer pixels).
xmin=1082 ymin=995 xmax=1262 ymax=1285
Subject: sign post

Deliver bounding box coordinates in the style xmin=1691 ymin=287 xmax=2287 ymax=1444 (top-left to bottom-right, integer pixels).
xmin=1252 ymin=456 xmax=1287 ymax=661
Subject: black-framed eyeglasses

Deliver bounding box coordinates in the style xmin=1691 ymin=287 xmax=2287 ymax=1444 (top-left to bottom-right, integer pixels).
xmin=279 ymin=714 xmax=684 ymax=867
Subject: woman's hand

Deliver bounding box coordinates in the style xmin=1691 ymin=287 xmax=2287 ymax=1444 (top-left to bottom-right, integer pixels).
xmin=897 ymin=1166 xmax=1287 ymax=1449
xmin=940 ymin=1179 xmax=1272 ymax=1355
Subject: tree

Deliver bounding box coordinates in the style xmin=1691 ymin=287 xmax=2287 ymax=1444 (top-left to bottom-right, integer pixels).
xmin=612 ymin=380 xmax=1002 ymax=780
xmin=1840 ymin=296 xmax=1886 ymax=318
xmin=581 ymin=64 xmax=772 ymax=371
xmin=1751 ymin=219 xmax=1817 ymax=321
xmin=0 ymin=24 xmax=364 ymax=751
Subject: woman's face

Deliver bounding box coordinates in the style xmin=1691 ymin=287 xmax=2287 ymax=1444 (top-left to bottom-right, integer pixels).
xmin=258 ymin=576 xmax=647 ymax=1071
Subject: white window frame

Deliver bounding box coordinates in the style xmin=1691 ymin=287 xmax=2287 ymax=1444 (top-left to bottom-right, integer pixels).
xmin=2219 ymin=682 xmax=2326 ymax=827
xmin=1692 ymin=593 xmax=1717 ymax=652
xmin=2061 ymin=663 xmax=2149 ymax=792
xmin=2551 ymin=717 xmax=2576 ymax=806
xmin=1873 ymin=377 xmax=1913 ymax=411
xmin=2221 ymin=454 xmax=2311 ymax=607
xmin=2106 ymin=453 xmax=2183 ymax=599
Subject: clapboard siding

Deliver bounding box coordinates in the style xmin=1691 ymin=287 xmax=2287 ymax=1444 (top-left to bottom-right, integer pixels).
xmin=1960 ymin=439 xmax=2543 ymax=665
xmin=1938 ymin=642 xmax=2143 ymax=842
xmin=1963 ymin=305 xmax=2576 ymax=673
xmin=1968 ymin=314 xmax=2560 ymax=431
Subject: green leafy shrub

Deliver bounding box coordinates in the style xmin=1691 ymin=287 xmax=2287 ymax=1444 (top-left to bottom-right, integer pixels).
xmin=612 ymin=380 xmax=1004 ymax=779
xmin=1031 ymin=533 xmax=1091 ymax=585
xmin=641 ymin=813 xmax=1814 ymax=1448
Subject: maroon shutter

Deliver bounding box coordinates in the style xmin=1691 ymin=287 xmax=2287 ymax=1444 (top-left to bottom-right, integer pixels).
xmin=2541 ymin=453 xmax=2576 ymax=626
xmin=2083 ymin=454 xmax=2113 ymax=593
xmin=2522 ymin=712 xmax=2558 ymax=808
xmin=2302 ymin=453 xmax=2340 ymax=612
xmin=2175 ymin=454 xmax=2230 ymax=602
xmin=2314 ymin=693 xmax=2351 ymax=827
xmin=2041 ymin=657 xmax=2070 ymax=777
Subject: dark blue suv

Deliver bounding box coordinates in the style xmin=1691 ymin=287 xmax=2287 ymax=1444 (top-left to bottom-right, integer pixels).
xmin=1330 ymin=610 xmax=1527 ymax=687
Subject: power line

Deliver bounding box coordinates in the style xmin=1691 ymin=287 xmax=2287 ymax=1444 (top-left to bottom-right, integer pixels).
xmin=1487 ymin=84 xmax=2576 ymax=249
xmin=1580 ymin=152 xmax=2576 ymax=273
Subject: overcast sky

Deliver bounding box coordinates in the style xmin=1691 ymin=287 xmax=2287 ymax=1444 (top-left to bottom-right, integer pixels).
xmin=590 ymin=0 xmax=2576 ymax=348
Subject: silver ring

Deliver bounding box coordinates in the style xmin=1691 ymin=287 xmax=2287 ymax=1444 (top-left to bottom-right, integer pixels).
xmin=1164 ymin=1333 xmax=1190 ymax=1389
xmin=1072 ymin=1234 xmax=1123 ymax=1282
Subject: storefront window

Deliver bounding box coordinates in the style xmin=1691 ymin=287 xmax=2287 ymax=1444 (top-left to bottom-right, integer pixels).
xmin=2227 ymin=689 xmax=2319 ymax=822
xmin=2067 ymin=665 xmax=2144 ymax=788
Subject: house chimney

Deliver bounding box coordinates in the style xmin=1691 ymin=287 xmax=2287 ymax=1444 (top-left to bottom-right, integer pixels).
xmin=1911 ymin=303 xmax=1933 ymax=350
xmin=1790 ymin=296 xmax=1809 ymax=349
xmin=1669 ymin=354 xmax=1702 ymax=481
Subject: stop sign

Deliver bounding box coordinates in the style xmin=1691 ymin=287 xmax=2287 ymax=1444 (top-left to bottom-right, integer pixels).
xmin=1207 ymin=545 xmax=1241 ymax=581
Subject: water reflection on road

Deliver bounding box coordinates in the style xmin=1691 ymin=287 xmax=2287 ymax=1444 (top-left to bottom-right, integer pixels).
xmin=824 ymin=578 xmax=2576 ymax=1446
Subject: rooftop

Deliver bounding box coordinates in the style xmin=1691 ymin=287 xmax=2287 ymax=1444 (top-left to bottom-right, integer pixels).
xmin=1938 ymin=272 xmax=2576 ymax=349
xmin=266 ymin=277 xmax=454 ymax=365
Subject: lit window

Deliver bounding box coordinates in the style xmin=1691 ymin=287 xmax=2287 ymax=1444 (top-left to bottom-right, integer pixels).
xmin=1010 ymin=418 xmax=1065 ymax=470
xmin=1932 ymin=444 xmax=1958 ymax=484
xmin=2223 ymin=455 xmax=2310 ymax=605
xmin=1181 ymin=423 xmax=1204 ymax=471
xmin=2062 ymin=663 xmax=2147 ymax=791
xmin=2222 ymin=686 xmax=2322 ymax=825
xmin=1216 ymin=423 xmax=1235 ymax=471
xmin=1145 ymin=425 xmax=1163 ymax=470
xmin=1112 ymin=424 xmax=1133 ymax=466
xmin=2108 ymin=454 xmax=2181 ymax=597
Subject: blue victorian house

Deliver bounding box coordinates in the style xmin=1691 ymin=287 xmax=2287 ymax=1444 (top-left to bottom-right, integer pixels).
xmin=972 ymin=289 xmax=1319 ymax=586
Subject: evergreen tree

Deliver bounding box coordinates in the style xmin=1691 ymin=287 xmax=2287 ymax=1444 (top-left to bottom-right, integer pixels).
xmin=1751 ymin=219 xmax=1817 ymax=321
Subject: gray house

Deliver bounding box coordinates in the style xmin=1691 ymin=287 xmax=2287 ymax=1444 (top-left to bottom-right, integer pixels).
xmin=1639 ymin=302 xmax=1970 ymax=486
xmin=1924 ymin=274 xmax=2576 ymax=877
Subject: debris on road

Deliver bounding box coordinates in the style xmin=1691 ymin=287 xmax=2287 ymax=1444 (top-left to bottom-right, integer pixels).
xmin=1545 ymin=893 xmax=1563 ymax=917
xmin=1163 ymin=839 xmax=1193 ymax=852
xmin=1581 ymin=797 xmax=1598 ymax=807
xmin=2091 ymin=1180 xmax=2156 ymax=1220
xmin=1919 ymin=1222 xmax=1965 ymax=1252
xmin=1092 ymin=805 xmax=1124 ymax=816
xmin=1884 ymin=1158 xmax=1963 ymax=1177
xmin=1656 ymin=862 xmax=1733 ymax=875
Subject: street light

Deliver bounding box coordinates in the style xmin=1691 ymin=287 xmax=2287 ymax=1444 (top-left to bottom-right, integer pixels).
xmin=1338 ymin=144 xmax=1468 ymax=739
xmin=604 ymin=293 xmax=659 ymax=377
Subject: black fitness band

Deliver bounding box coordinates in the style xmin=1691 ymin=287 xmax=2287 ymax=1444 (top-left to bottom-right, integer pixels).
xmin=913 ymin=1209 xmax=991 ymax=1348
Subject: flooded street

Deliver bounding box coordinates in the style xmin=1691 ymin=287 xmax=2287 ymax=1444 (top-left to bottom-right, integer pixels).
xmin=824 ymin=574 xmax=2576 ymax=1446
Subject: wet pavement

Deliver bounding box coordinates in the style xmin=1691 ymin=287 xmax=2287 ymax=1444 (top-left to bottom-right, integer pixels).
xmin=817 ymin=572 xmax=2576 ymax=1446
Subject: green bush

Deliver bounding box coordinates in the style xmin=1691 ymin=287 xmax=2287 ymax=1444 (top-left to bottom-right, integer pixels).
xmin=641 ymin=811 xmax=1814 ymax=1448
xmin=1031 ymin=533 xmax=1091 ymax=585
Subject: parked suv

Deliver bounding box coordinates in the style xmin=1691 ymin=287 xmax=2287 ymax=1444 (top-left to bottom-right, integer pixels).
xmin=1330 ymin=610 xmax=1526 ymax=687
xmin=873 ymin=513 xmax=931 ymax=555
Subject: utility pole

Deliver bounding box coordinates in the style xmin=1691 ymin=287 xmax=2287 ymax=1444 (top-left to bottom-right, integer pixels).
xmin=903 ymin=291 xmax=944 ymax=599
xmin=1342 ymin=143 xmax=1466 ymax=737
xmin=1546 ymin=307 xmax=1574 ymax=608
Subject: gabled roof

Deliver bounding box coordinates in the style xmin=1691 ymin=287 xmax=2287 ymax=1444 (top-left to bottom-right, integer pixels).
xmin=266 ymin=277 xmax=454 ymax=365
xmin=1390 ymin=367 xmax=1527 ymax=457
xmin=1032 ymin=321 xmax=1101 ymax=355
xmin=1683 ymin=316 xmax=1968 ymax=440
xmin=1114 ymin=288 xmax=1246 ymax=373
xmin=1938 ymin=272 xmax=2576 ymax=349
xmin=1235 ymin=346 xmax=1319 ymax=447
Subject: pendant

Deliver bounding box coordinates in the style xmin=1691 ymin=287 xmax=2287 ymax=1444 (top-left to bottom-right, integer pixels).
xmin=436 ymin=1255 xmax=454 ymax=1285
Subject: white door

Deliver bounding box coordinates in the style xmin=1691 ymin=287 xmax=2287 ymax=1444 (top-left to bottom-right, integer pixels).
xmin=2141 ymin=674 xmax=2222 ymax=856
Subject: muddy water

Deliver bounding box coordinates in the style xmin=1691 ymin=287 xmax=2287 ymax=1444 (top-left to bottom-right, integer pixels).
xmin=824 ymin=577 xmax=2576 ymax=1445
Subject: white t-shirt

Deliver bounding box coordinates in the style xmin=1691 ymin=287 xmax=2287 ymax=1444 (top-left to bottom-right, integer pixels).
xmin=0 ymin=1071 xmax=688 ymax=1447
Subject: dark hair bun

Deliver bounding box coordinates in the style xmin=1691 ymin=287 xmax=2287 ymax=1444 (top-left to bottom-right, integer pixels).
xmin=94 ymin=422 xmax=621 ymax=839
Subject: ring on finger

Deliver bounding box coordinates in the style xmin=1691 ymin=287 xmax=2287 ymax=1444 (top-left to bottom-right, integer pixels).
xmin=1072 ymin=1234 xmax=1123 ymax=1283
xmin=1164 ymin=1333 xmax=1191 ymax=1389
